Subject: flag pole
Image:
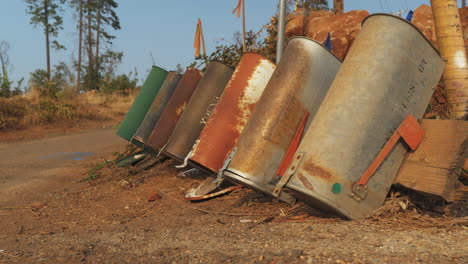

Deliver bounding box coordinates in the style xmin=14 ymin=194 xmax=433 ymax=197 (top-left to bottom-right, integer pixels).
xmin=276 ymin=0 xmax=286 ymax=63
xmin=242 ymin=0 xmax=247 ymax=53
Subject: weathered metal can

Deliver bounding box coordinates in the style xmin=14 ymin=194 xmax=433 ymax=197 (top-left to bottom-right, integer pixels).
xmin=116 ymin=66 xmax=168 ymax=143
xmin=224 ymin=37 xmax=342 ymax=202
xmin=163 ymin=62 xmax=234 ymax=161
xmin=132 ymin=72 xmax=182 ymax=146
xmin=146 ymin=68 xmax=203 ymax=151
xmin=188 ymin=53 xmax=276 ymax=172
xmin=284 ymin=14 xmax=445 ymax=219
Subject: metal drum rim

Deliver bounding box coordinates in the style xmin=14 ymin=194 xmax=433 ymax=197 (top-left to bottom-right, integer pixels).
xmin=288 ymin=36 xmax=343 ymax=62
xmin=362 ymin=13 xmax=442 ymax=57
xmin=150 ymin=65 xmax=169 ymax=73
xmin=288 ymin=184 xmax=354 ymax=219
xmin=224 ymin=170 xmax=274 ymax=195
xmin=184 ymin=67 xmax=202 ymax=72
xmin=206 ymin=60 xmax=235 ymax=71
xmin=160 ymin=150 xmax=184 ymax=163
xmin=238 ymin=52 xmax=275 ymax=64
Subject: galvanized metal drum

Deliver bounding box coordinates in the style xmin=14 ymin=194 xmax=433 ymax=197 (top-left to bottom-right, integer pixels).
xmin=132 ymin=72 xmax=182 ymax=146
xmin=284 ymin=14 xmax=445 ymax=219
xmin=188 ymin=53 xmax=276 ymax=172
xmin=163 ymin=62 xmax=233 ymax=161
xmin=146 ymin=68 xmax=203 ymax=151
xmin=224 ymin=38 xmax=342 ymax=203
xmin=117 ymin=66 xmax=168 ymax=142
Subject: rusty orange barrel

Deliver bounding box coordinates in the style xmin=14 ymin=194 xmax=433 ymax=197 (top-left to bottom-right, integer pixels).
xmin=146 ymin=68 xmax=203 ymax=151
xmin=163 ymin=62 xmax=233 ymax=161
xmin=224 ymin=38 xmax=342 ymax=203
xmin=188 ymin=53 xmax=276 ymax=172
xmin=132 ymin=72 xmax=182 ymax=146
xmin=285 ymin=14 xmax=445 ymax=219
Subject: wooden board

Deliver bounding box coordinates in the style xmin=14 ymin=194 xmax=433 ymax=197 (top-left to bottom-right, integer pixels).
xmin=394 ymin=119 xmax=468 ymax=202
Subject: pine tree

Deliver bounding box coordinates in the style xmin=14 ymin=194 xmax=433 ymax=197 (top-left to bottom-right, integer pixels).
xmin=83 ymin=0 xmax=120 ymax=90
xmin=25 ymin=0 xmax=66 ymax=80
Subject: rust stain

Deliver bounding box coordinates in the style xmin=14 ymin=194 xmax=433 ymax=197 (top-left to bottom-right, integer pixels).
xmin=302 ymin=159 xmax=333 ymax=180
xmin=298 ymin=173 xmax=314 ymax=191
xmin=225 ymin=39 xmax=323 ymax=178
xmin=145 ymin=68 xmax=202 ymax=150
xmin=175 ymin=101 xmax=187 ymax=117
xmin=190 ymin=53 xmax=275 ymax=172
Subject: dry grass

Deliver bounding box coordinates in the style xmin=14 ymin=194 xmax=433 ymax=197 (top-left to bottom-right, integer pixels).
xmin=0 ymin=90 xmax=137 ymax=131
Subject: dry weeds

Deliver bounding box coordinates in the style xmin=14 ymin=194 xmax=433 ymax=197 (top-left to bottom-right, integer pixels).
xmin=0 ymin=90 xmax=136 ymax=131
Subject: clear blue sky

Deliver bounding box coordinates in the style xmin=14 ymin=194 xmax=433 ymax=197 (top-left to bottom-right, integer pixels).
xmin=0 ymin=0 xmax=463 ymax=86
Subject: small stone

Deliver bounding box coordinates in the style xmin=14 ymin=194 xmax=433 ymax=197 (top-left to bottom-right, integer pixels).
xmin=147 ymin=191 xmax=161 ymax=202
xmin=31 ymin=202 xmax=46 ymax=209
xmin=121 ymin=180 xmax=131 ymax=188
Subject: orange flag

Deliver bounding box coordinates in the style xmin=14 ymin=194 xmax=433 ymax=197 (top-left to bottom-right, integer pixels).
xmin=232 ymin=0 xmax=242 ymax=18
xmin=194 ymin=19 xmax=202 ymax=57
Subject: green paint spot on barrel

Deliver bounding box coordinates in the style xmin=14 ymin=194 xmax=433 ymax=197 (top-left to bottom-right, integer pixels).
xmin=117 ymin=66 xmax=168 ymax=142
xmin=332 ymin=183 xmax=341 ymax=194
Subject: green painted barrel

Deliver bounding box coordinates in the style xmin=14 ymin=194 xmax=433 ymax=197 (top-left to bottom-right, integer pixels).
xmin=117 ymin=66 xmax=168 ymax=142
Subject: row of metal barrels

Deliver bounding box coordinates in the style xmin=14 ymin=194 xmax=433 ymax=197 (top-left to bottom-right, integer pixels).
xmin=117 ymin=14 xmax=446 ymax=220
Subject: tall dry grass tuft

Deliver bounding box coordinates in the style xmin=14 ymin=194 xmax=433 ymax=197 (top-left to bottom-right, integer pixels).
xmin=0 ymin=89 xmax=136 ymax=131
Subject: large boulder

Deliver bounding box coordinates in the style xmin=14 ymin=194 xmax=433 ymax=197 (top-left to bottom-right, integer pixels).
xmin=284 ymin=10 xmax=368 ymax=60
xmin=285 ymin=8 xmax=307 ymax=38
xmin=284 ymin=5 xmax=467 ymax=60
xmin=412 ymin=4 xmax=438 ymax=48
xmin=305 ymin=10 xmax=369 ymax=60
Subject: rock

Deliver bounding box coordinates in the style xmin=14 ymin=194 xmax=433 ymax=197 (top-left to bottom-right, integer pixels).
xmin=411 ymin=5 xmax=468 ymax=53
xmin=30 ymin=201 xmax=46 ymax=209
xmin=121 ymin=180 xmax=131 ymax=188
xmin=147 ymin=191 xmax=161 ymax=202
xmin=304 ymin=10 xmax=334 ymax=35
xmin=412 ymin=4 xmax=438 ymax=47
xmin=285 ymin=5 xmax=468 ymax=60
xmin=285 ymin=8 xmax=307 ymax=37
xmin=304 ymin=10 xmax=369 ymax=60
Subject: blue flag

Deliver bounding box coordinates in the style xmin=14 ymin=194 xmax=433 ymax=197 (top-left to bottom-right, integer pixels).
xmin=406 ymin=10 xmax=414 ymax=22
xmin=323 ymin=33 xmax=332 ymax=51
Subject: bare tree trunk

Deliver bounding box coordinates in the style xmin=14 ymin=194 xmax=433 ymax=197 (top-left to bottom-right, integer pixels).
xmin=95 ymin=0 xmax=101 ymax=77
xmin=77 ymin=0 xmax=83 ymax=92
xmin=463 ymin=0 xmax=466 ymax=7
xmin=333 ymin=0 xmax=344 ymax=14
xmin=44 ymin=0 xmax=51 ymax=80
xmin=86 ymin=0 xmax=94 ymax=89
xmin=87 ymin=0 xmax=93 ymax=73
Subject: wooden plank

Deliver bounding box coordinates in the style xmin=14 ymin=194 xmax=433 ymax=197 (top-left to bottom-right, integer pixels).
xmin=394 ymin=119 xmax=468 ymax=202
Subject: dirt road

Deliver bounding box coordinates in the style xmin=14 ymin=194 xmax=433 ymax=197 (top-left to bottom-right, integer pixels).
xmin=0 ymin=129 xmax=466 ymax=263
xmin=0 ymin=128 xmax=126 ymax=207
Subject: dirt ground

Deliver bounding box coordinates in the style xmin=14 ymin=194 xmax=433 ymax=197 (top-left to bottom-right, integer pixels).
xmin=0 ymin=131 xmax=466 ymax=264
